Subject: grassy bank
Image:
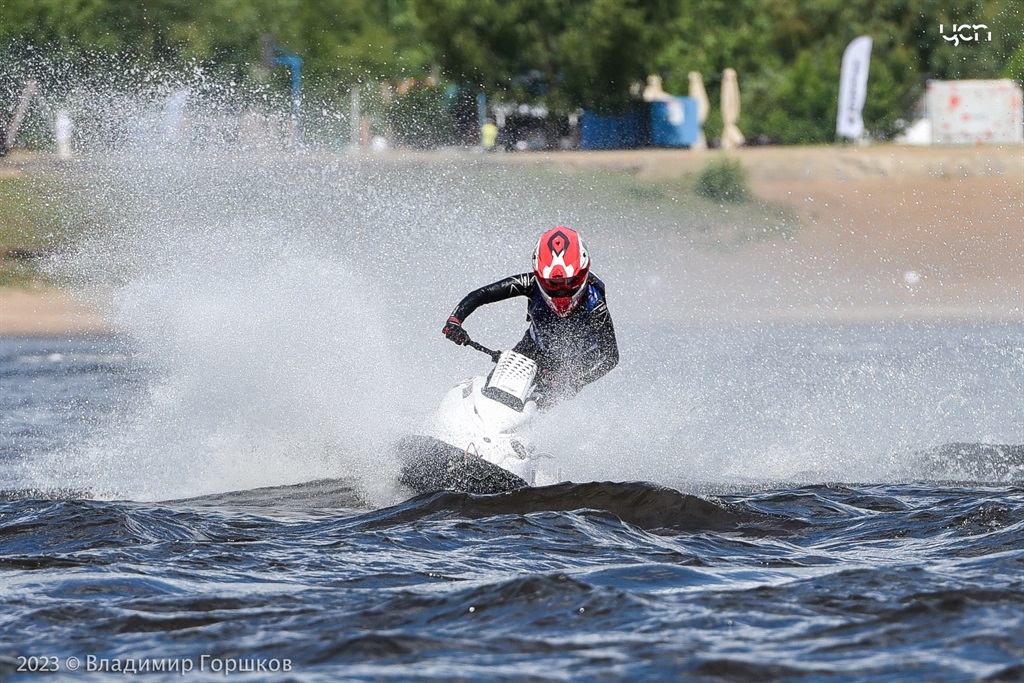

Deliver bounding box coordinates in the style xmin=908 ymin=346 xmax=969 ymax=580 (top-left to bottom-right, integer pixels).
xmin=526 ymin=163 xmax=799 ymax=249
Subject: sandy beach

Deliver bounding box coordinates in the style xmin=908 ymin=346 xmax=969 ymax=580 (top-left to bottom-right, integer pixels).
xmin=0 ymin=287 xmax=109 ymax=336
xmin=1 ymin=143 xmax=1022 ymax=335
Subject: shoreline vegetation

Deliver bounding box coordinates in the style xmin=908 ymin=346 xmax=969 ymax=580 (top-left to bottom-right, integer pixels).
xmin=1 ymin=143 xmax=1022 ymax=336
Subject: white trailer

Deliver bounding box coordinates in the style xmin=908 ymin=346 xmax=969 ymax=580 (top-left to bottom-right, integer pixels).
xmin=926 ymin=79 xmax=1023 ymax=145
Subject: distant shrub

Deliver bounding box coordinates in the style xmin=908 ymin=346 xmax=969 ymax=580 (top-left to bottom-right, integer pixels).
xmin=695 ymin=157 xmax=750 ymax=203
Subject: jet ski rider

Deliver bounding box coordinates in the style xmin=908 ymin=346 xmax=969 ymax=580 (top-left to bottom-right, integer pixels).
xmin=442 ymin=226 xmax=619 ymax=408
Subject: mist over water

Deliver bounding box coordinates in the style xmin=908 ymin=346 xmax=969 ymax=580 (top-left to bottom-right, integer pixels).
xmin=544 ymin=323 xmax=1024 ymax=487
xmin=35 ymin=158 xmax=411 ymax=502
xmin=13 ymin=79 xmax=1023 ymax=502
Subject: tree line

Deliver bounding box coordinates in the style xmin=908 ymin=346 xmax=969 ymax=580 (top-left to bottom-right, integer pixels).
xmin=1 ymin=0 xmax=1021 ymax=144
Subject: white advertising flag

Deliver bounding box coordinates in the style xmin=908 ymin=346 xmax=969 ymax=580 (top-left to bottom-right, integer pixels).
xmin=836 ymin=36 xmax=872 ymax=140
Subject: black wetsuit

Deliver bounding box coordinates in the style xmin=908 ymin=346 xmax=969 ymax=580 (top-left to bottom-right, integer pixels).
xmin=450 ymin=272 xmax=619 ymax=404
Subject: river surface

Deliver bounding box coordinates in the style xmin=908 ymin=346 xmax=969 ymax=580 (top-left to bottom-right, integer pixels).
xmin=2 ymin=325 xmax=1022 ymax=682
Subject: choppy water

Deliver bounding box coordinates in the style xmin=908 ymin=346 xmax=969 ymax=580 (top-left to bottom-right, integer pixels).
xmin=2 ymin=329 xmax=1022 ymax=682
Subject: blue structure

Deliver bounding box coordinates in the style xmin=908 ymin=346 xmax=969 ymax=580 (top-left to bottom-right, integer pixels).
xmin=262 ymin=37 xmax=303 ymax=144
xmin=477 ymin=92 xmax=487 ymax=129
xmin=650 ymin=97 xmax=699 ymax=147
xmin=580 ymin=97 xmax=700 ymax=150
xmin=579 ymin=108 xmax=651 ymax=149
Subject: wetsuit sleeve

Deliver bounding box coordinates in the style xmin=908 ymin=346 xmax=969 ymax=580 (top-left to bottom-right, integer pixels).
xmin=577 ymin=279 xmax=619 ymax=387
xmin=449 ymin=273 xmax=533 ymax=322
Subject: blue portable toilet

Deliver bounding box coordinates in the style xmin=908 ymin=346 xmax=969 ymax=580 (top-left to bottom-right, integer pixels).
xmin=650 ymin=97 xmax=699 ymax=147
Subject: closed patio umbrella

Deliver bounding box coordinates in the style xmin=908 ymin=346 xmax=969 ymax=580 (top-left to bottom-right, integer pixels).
xmin=688 ymin=71 xmax=710 ymax=150
xmin=720 ymin=68 xmax=745 ymax=149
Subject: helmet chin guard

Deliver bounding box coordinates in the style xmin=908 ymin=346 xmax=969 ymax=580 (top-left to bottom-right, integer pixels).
xmin=533 ymin=226 xmax=590 ymax=318
xmin=537 ymin=285 xmax=587 ymax=317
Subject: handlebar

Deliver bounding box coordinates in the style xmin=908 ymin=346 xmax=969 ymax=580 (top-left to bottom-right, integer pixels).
xmin=464 ymin=339 xmax=500 ymax=363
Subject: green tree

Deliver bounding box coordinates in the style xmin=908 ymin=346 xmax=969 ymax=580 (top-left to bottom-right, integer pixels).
xmin=652 ymin=0 xmax=1022 ymax=143
xmin=0 ymin=0 xmax=433 ymax=82
xmin=414 ymin=0 xmax=674 ymax=111
xmin=2 ymin=0 xmax=1021 ymax=144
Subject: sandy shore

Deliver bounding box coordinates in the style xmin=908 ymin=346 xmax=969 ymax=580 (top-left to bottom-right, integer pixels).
xmin=493 ymin=143 xmax=1024 ymax=184
xmin=527 ymin=144 xmax=1024 ymax=324
xmin=0 ymin=288 xmax=110 ymax=336
xmin=1 ymin=144 xmax=1022 ymax=335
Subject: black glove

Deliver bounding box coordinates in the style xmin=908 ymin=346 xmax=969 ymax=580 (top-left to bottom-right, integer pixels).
xmin=442 ymin=316 xmax=470 ymax=345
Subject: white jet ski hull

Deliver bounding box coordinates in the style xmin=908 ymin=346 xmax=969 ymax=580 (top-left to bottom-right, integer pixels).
xmin=398 ymin=351 xmax=562 ymax=494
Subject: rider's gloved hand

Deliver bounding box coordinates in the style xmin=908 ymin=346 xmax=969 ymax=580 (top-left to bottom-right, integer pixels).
xmin=442 ymin=317 xmax=470 ymax=345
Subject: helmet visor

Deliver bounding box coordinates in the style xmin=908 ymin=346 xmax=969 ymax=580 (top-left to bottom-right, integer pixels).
xmin=539 ymin=271 xmax=588 ymax=298
xmin=538 ymin=277 xmax=588 ymax=317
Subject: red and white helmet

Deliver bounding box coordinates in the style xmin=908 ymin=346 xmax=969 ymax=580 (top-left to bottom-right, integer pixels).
xmin=533 ymin=226 xmax=590 ymax=317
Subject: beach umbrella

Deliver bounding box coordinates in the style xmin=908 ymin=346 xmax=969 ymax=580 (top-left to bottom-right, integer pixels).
xmin=720 ymin=68 xmax=745 ymax=150
xmin=688 ymin=71 xmax=710 ymax=150
xmin=642 ymin=75 xmax=670 ymax=101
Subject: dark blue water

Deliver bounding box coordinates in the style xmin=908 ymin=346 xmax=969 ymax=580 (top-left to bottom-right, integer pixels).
xmin=2 ymin=329 xmax=1023 ymax=682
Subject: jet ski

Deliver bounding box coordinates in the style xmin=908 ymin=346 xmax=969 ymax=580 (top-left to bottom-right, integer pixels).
xmin=397 ymin=338 xmax=563 ymax=495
